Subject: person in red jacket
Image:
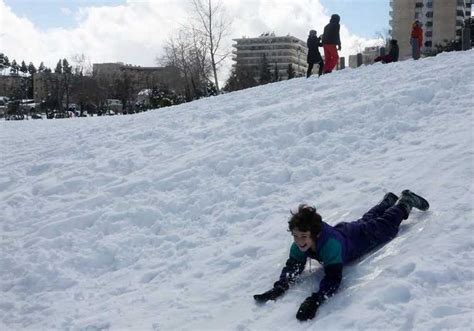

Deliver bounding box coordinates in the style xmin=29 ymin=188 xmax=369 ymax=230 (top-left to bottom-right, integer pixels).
xmin=322 ymin=14 xmax=341 ymax=74
xmin=410 ymin=20 xmax=423 ymax=60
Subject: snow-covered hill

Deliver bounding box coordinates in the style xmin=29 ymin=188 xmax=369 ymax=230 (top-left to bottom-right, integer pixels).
xmin=1 ymin=50 xmax=473 ymax=330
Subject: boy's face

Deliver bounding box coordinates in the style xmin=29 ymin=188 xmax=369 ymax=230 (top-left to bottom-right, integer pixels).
xmin=292 ymin=228 xmax=314 ymax=252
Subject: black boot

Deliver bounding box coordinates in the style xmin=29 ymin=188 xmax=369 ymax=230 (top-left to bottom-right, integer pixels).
xmin=396 ymin=190 xmax=429 ymax=219
xmin=380 ymin=192 xmax=399 ymax=208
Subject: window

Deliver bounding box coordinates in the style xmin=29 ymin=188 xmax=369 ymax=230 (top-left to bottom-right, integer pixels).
xmin=425 ymin=21 xmax=433 ymax=27
xmin=426 ymin=11 xmax=433 ymax=18
xmin=425 ymin=41 xmax=432 ymax=47
xmin=426 ymin=1 xmax=433 ymax=8
xmin=425 ymin=31 xmax=433 ymax=37
xmin=415 ymin=2 xmax=423 ymax=8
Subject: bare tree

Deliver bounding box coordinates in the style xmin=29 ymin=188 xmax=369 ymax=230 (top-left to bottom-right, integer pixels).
xmin=158 ymin=28 xmax=211 ymax=100
xmin=71 ymin=54 xmax=92 ymax=76
xmin=189 ymin=0 xmax=232 ymax=94
xmin=70 ymin=54 xmax=95 ymax=114
xmin=375 ymin=29 xmax=391 ymax=48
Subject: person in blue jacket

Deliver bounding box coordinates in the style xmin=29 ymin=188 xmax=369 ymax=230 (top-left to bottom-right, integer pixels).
xmin=253 ymin=190 xmax=429 ymax=321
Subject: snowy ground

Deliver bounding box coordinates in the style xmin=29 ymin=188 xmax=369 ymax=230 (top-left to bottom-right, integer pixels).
xmin=1 ymin=50 xmax=473 ymax=330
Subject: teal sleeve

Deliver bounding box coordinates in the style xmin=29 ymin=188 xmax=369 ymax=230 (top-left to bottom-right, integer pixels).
xmin=290 ymin=242 xmax=308 ymax=263
xmin=319 ymin=238 xmax=343 ymax=265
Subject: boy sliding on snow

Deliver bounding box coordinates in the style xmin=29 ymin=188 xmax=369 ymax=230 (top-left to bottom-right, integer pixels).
xmin=253 ymin=190 xmax=429 ymax=321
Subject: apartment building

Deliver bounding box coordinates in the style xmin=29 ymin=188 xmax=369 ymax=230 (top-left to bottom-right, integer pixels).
xmin=92 ymin=63 xmax=186 ymax=95
xmin=232 ymin=33 xmax=308 ymax=81
xmin=390 ymin=0 xmax=472 ymax=59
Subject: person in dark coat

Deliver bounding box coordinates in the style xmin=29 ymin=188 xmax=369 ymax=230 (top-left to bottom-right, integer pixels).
xmin=306 ymin=30 xmax=324 ymax=77
xmin=322 ymin=14 xmax=341 ymax=74
xmin=374 ymin=39 xmax=399 ymax=64
xmin=254 ymin=190 xmax=429 ymax=321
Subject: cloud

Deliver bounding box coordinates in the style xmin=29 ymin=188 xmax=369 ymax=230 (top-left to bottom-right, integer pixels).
xmin=60 ymin=7 xmax=73 ymax=16
xmin=0 ymin=0 xmax=380 ymax=80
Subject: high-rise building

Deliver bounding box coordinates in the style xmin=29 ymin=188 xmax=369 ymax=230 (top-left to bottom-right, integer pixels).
xmin=390 ymin=0 xmax=472 ymax=59
xmin=232 ymin=33 xmax=308 ymax=81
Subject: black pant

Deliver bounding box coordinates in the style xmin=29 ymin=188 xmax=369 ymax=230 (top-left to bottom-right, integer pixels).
xmin=307 ymin=61 xmax=324 ymax=77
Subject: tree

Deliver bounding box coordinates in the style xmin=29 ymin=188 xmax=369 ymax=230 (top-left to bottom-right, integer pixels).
xmin=4 ymin=56 xmax=10 ymax=70
xmin=273 ymin=62 xmax=279 ymax=82
xmin=62 ymin=59 xmax=73 ymax=109
xmin=375 ymin=29 xmax=391 ymax=48
xmin=0 ymin=53 xmax=5 ymax=72
xmin=0 ymin=54 xmax=9 ymax=75
xmin=26 ymin=69 xmax=35 ymax=99
xmin=38 ymin=62 xmax=46 ymax=73
xmin=189 ymin=0 xmax=233 ymax=94
xmin=71 ymin=54 xmax=93 ymax=114
xmin=11 ymin=60 xmax=19 ymax=75
xmin=51 ymin=59 xmax=72 ymax=111
xmin=71 ymin=54 xmax=92 ymax=76
xmin=28 ymin=62 xmax=37 ymax=76
xmin=114 ymin=72 xmax=133 ymax=112
xmin=159 ymin=28 xmax=210 ymax=101
xmin=259 ymin=54 xmax=272 ymax=84
xmin=54 ymin=60 xmax=62 ymax=74
xmin=287 ymin=63 xmax=295 ymax=79
xmin=223 ymin=64 xmax=257 ymax=92
xmin=20 ymin=61 xmax=28 ymax=75
xmin=52 ymin=60 xmax=63 ymax=110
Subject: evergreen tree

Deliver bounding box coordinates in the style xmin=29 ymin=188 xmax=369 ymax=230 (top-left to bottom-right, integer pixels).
xmin=11 ymin=60 xmax=19 ymax=75
xmin=273 ymin=62 xmax=279 ymax=82
xmin=62 ymin=59 xmax=73 ymax=109
xmin=287 ymin=63 xmax=295 ymax=79
xmin=223 ymin=64 xmax=258 ymax=92
xmin=28 ymin=62 xmax=37 ymax=75
xmin=115 ymin=73 xmax=131 ymax=111
xmin=54 ymin=60 xmax=62 ymax=74
xmin=3 ymin=56 xmax=10 ymax=69
xmin=259 ymin=54 xmax=272 ymax=84
xmin=20 ymin=61 xmax=28 ymax=75
xmin=38 ymin=62 xmax=46 ymax=73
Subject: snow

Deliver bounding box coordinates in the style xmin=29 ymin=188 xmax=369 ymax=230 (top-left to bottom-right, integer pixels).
xmin=1 ymin=50 xmax=473 ymax=330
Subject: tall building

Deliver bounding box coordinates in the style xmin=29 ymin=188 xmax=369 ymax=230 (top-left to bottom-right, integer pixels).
xmin=390 ymin=0 xmax=472 ymax=59
xmin=232 ymin=33 xmax=308 ymax=81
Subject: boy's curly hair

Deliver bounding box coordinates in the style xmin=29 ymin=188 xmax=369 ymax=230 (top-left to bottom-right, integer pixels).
xmin=288 ymin=204 xmax=322 ymax=240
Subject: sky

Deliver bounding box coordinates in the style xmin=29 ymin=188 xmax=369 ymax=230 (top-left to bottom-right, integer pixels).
xmin=0 ymin=0 xmax=389 ymax=79
xmin=1 ymin=50 xmax=473 ymax=329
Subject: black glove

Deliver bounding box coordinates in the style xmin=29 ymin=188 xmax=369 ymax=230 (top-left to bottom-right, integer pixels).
xmin=253 ymin=285 xmax=285 ymax=303
xmin=296 ymin=294 xmax=321 ymax=321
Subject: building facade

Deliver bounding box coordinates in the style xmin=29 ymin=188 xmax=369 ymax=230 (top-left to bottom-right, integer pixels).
xmin=232 ymin=33 xmax=308 ymax=81
xmin=92 ymin=63 xmax=186 ymax=95
xmin=390 ymin=0 xmax=472 ymax=59
xmin=0 ymin=75 xmax=23 ymax=98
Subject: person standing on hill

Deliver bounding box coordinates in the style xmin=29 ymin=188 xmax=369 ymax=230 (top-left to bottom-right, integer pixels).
xmin=306 ymin=30 xmax=324 ymax=78
xmin=374 ymin=39 xmax=399 ymax=64
xmin=322 ymin=14 xmax=341 ymax=74
xmin=253 ymin=190 xmax=429 ymax=321
xmin=410 ymin=21 xmax=423 ymax=60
